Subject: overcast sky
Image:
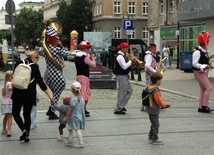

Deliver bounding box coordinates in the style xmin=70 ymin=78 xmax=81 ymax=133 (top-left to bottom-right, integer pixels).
xmin=1 ymin=0 xmax=44 ymax=10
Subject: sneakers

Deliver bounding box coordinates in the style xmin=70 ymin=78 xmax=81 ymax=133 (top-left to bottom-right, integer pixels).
xmin=49 ymin=113 xmax=59 ymax=120
xmin=64 ymin=138 xmax=74 ymax=144
xmin=85 ymin=110 xmax=90 ymax=114
xmin=122 ymin=107 xmax=127 ymax=112
xmin=57 ymin=136 xmax=64 ymax=141
xmin=85 ymin=113 xmax=90 ymax=117
xmin=151 ymin=140 xmax=164 ymax=145
xmin=114 ymin=110 xmax=126 ymax=115
xmin=74 ymin=143 xmax=84 ymax=148
xmin=201 ymin=106 xmax=211 ymax=113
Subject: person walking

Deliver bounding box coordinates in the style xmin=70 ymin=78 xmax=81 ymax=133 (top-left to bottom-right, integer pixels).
xmin=1 ymin=70 xmax=13 ymax=137
xmin=12 ymin=51 xmax=54 ymax=142
xmin=146 ymin=72 xmax=171 ymax=145
xmin=43 ymin=21 xmax=66 ymax=120
xmin=113 ymin=42 xmax=135 ymax=115
xmin=74 ymin=40 xmax=96 ymax=117
xmin=162 ymin=44 xmax=170 ymax=68
xmin=192 ymin=31 xmax=212 ymax=113
xmin=52 ymin=96 xmax=70 ymax=141
xmin=62 ymin=81 xmax=85 ymax=148
xmin=144 ymin=44 xmax=158 ymax=85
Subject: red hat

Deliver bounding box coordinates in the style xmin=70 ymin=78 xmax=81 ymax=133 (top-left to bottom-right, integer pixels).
xmin=78 ymin=40 xmax=92 ymax=49
xmin=63 ymin=96 xmax=71 ymax=105
xmin=148 ymin=44 xmax=156 ymax=49
xmin=118 ymin=42 xmax=129 ymax=49
xmin=198 ymin=32 xmax=210 ymax=50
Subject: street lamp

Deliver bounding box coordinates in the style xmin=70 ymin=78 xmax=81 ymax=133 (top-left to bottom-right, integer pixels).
xmin=122 ymin=11 xmax=130 ymax=44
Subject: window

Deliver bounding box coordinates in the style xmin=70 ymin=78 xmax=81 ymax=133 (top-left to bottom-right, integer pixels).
xmin=114 ymin=27 xmax=121 ymax=39
xmin=93 ymin=4 xmax=96 ymax=17
xmin=96 ymin=3 xmax=99 ymax=16
xmin=160 ymin=0 xmax=163 ymax=14
xmin=128 ymin=2 xmax=135 ymax=14
xmin=114 ymin=1 xmax=121 ymax=14
xmin=142 ymin=2 xmax=148 ymax=15
xmin=169 ymin=0 xmax=174 ymax=13
xmin=129 ymin=29 xmax=135 ymax=39
xmin=99 ymin=2 xmax=102 ymax=15
xmin=142 ymin=27 xmax=149 ymax=39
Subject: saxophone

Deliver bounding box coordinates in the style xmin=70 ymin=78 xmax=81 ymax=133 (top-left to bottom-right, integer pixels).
xmin=157 ymin=55 xmax=164 ymax=74
xmin=41 ymin=21 xmax=65 ymax=70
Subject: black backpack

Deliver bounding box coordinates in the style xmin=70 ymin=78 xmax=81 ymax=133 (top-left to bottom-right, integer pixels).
xmin=142 ymin=87 xmax=158 ymax=106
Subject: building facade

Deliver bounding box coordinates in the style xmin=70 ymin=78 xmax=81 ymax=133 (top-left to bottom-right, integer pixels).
xmin=147 ymin=0 xmax=180 ymax=53
xmin=43 ymin=0 xmax=70 ymax=20
xmin=91 ymin=0 xmax=149 ymax=44
xmin=178 ymin=0 xmax=214 ymax=77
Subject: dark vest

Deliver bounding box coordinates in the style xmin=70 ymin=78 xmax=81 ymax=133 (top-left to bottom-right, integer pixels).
xmin=113 ymin=54 xmax=131 ymax=75
xmin=75 ymin=55 xmax=90 ymax=77
xmin=192 ymin=48 xmax=209 ymax=71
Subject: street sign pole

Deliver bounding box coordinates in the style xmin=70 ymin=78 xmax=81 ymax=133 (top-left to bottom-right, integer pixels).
xmin=5 ymin=0 xmax=15 ymax=70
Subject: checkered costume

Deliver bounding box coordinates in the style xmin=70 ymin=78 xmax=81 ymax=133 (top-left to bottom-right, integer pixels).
xmin=44 ymin=26 xmax=66 ymax=110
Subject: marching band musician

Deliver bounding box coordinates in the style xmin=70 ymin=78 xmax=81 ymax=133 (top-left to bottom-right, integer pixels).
xmin=192 ymin=31 xmax=212 ymax=113
xmin=74 ymin=40 xmax=96 ymax=117
xmin=43 ymin=21 xmax=66 ymax=119
xmin=144 ymin=44 xmax=158 ymax=85
xmin=113 ymin=42 xmax=135 ymax=115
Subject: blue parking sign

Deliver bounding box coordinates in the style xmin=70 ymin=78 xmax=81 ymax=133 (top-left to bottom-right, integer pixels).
xmin=123 ymin=19 xmax=133 ymax=30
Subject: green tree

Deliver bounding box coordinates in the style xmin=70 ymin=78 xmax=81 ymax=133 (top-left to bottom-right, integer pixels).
xmin=14 ymin=8 xmax=44 ymax=48
xmin=56 ymin=0 xmax=93 ymax=46
xmin=0 ymin=30 xmax=11 ymax=44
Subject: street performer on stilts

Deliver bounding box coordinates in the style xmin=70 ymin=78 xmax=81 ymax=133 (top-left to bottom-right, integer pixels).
xmin=43 ymin=21 xmax=66 ymax=119
xmin=192 ymin=31 xmax=213 ymax=113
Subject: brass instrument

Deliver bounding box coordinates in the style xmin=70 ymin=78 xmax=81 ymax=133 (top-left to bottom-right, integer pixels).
xmin=127 ymin=54 xmax=144 ymax=69
xmin=41 ymin=21 xmax=65 ymax=70
xmin=157 ymin=55 xmax=164 ymax=74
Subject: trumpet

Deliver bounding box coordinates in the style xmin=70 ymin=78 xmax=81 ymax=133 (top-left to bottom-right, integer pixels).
xmin=127 ymin=54 xmax=144 ymax=69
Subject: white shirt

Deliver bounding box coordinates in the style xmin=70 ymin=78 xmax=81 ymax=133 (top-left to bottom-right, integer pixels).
xmin=144 ymin=50 xmax=157 ymax=73
xmin=162 ymin=47 xmax=170 ymax=57
xmin=192 ymin=46 xmax=208 ymax=71
xmin=116 ymin=51 xmax=132 ymax=70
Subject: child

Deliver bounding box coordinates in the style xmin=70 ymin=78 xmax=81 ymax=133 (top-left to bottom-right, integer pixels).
xmin=30 ymin=85 xmax=40 ymax=129
xmin=52 ymin=96 xmax=71 ymax=141
xmin=1 ymin=70 xmax=13 ymax=137
xmin=62 ymin=81 xmax=85 ymax=148
xmin=146 ymin=72 xmax=171 ymax=145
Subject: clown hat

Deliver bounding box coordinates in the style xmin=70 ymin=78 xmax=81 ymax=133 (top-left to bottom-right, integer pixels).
xmin=78 ymin=40 xmax=92 ymax=49
xmin=118 ymin=42 xmax=129 ymax=49
xmin=198 ymin=31 xmax=210 ymax=50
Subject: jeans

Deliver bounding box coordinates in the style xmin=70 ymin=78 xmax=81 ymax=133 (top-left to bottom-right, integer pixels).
xmin=30 ymin=105 xmax=37 ymax=129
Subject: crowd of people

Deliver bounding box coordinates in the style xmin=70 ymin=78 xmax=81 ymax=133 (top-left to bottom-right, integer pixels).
xmin=0 ymin=21 xmax=213 ymax=147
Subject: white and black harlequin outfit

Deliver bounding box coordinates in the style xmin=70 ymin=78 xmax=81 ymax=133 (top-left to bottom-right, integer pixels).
xmin=113 ymin=51 xmax=133 ymax=113
xmin=44 ymin=26 xmax=66 ymax=117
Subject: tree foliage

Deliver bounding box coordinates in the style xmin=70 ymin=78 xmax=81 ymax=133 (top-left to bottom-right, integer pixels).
xmin=56 ymin=0 xmax=93 ymax=47
xmin=14 ymin=8 xmax=44 ymax=47
xmin=0 ymin=30 xmax=11 ymax=44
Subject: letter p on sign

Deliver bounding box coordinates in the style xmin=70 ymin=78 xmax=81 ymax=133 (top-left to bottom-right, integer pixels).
xmin=123 ymin=19 xmax=133 ymax=30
